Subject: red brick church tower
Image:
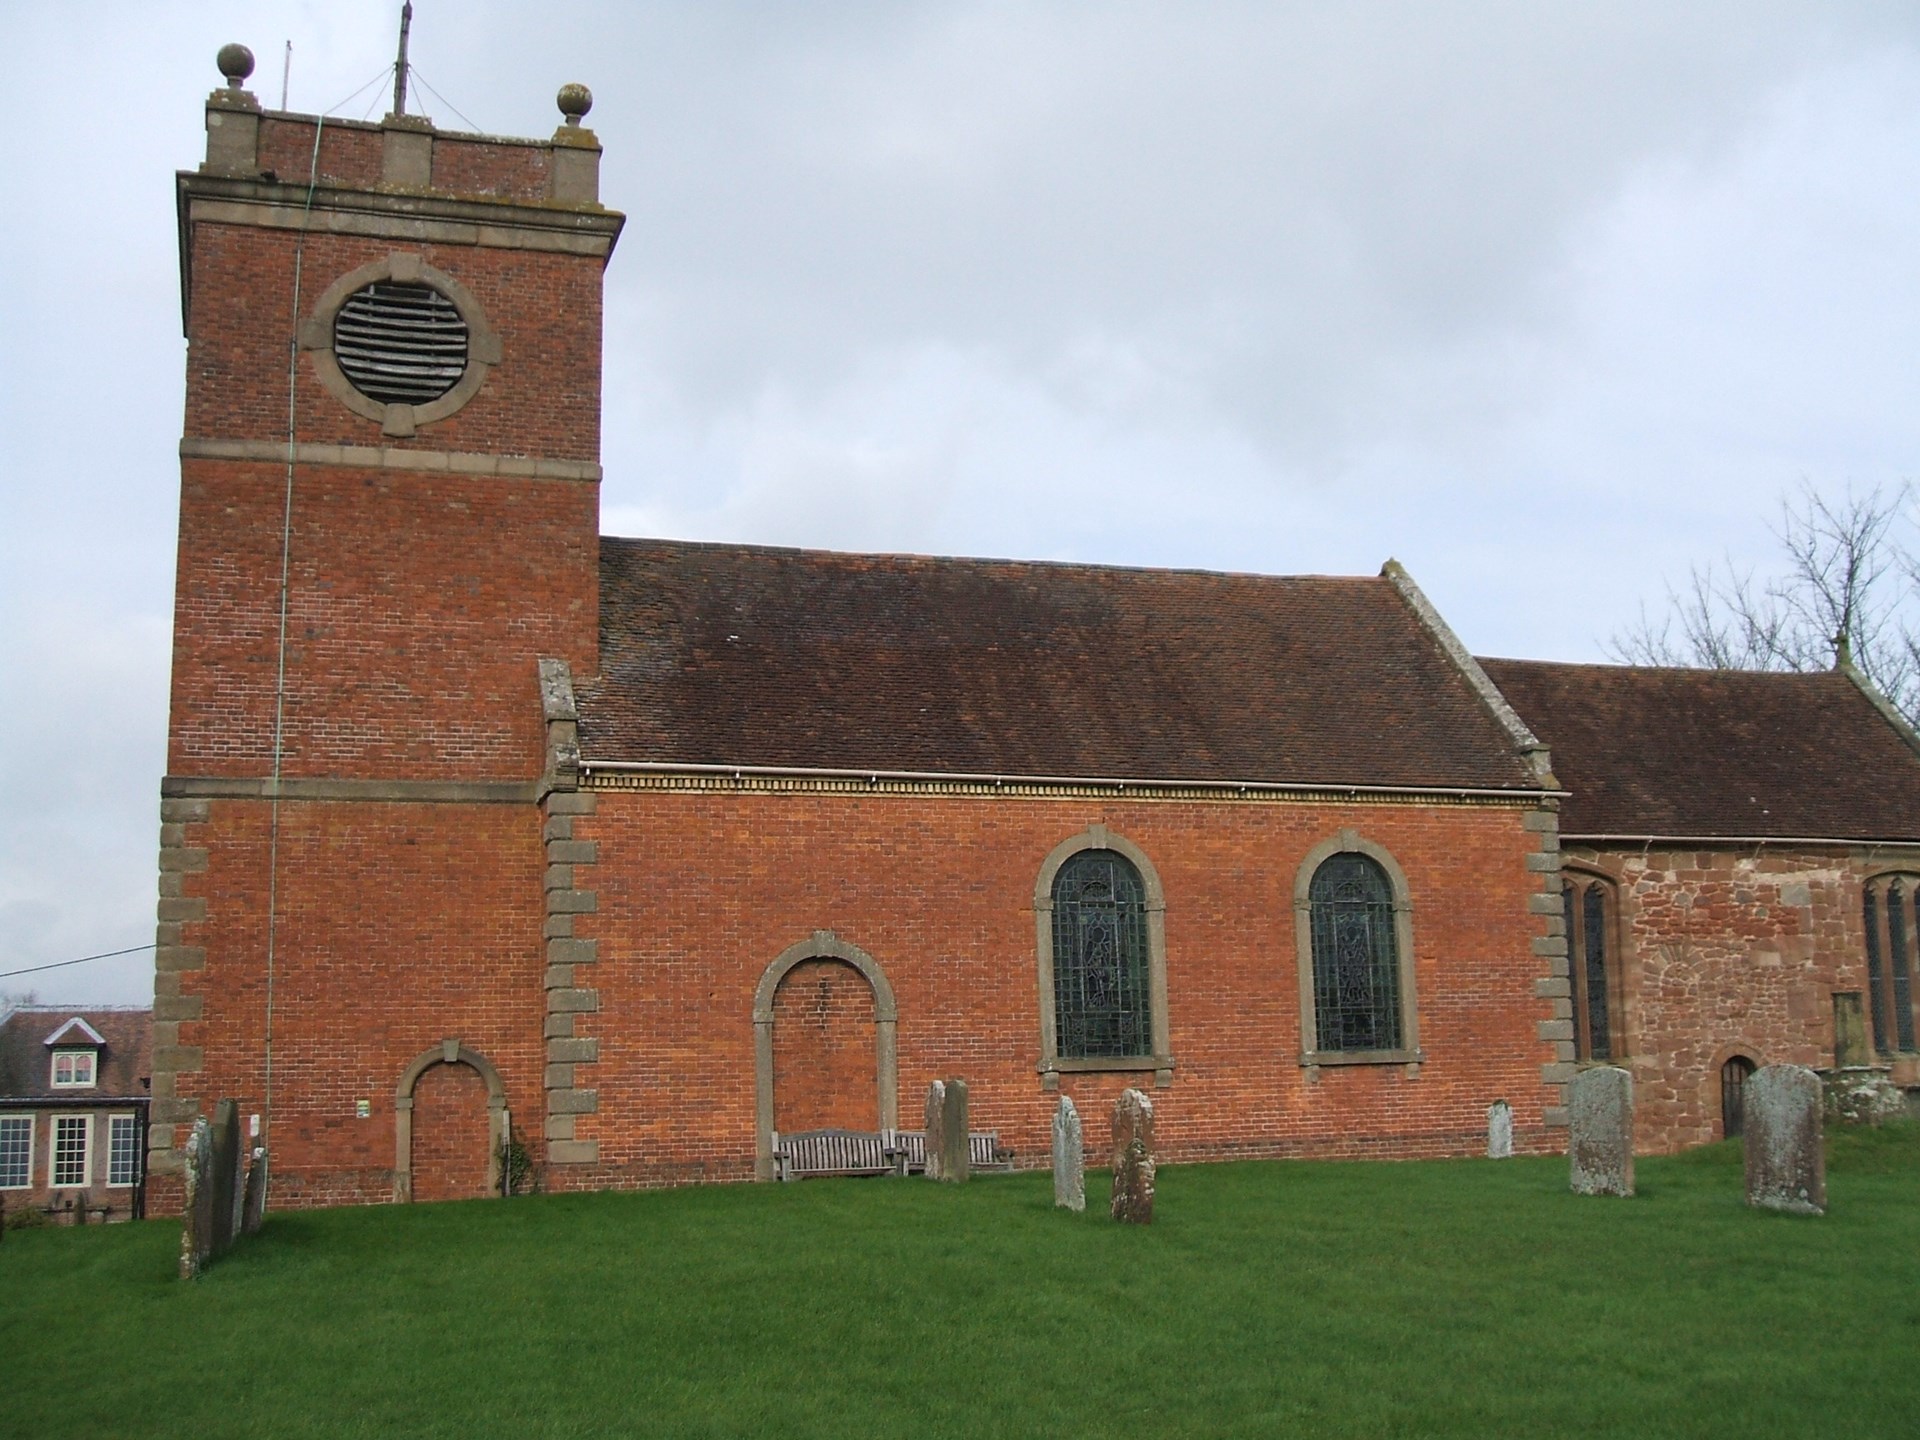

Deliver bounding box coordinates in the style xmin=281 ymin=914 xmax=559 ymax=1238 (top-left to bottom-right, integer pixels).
xmin=151 ymin=43 xmax=623 ymax=1208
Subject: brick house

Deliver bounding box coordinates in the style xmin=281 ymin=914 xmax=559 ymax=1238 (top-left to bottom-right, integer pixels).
xmin=146 ymin=51 xmax=1920 ymax=1212
xmin=0 ymin=1006 xmax=152 ymax=1222
xmin=1480 ymin=661 xmax=1920 ymax=1149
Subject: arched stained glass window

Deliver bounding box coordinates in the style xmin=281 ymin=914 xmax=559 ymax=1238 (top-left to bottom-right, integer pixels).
xmin=1308 ymin=853 xmax=1402 ymax=1053
xmin=1051 ymin=850 xmax=1152 ymax=1059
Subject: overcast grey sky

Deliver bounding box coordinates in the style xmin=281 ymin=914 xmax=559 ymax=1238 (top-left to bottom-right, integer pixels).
xmin=3 ymin=2 xmax=1918 ymax=1006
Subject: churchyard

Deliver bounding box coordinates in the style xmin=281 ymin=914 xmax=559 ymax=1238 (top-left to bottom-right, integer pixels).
xmin=4 ymin=1117 xmax=1916 ymax=1437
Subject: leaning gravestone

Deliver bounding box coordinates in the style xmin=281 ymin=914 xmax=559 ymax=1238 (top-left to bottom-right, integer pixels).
xmin=1052 ymin=1095 xmax=1085 ymax=1212
xmin=1745 ymin=1064 xmax=1826 ymax=1215
xmin=178 ymin=1115 xmax=216 ymax=1279
xmin=241 ymin=1147 xmax=270 ymax=1235
xmin=1111 ymin=1088 xmax=1155 ymax=1224
xmin=1487 ymin=1099 xmax=1514 ymax=1159
xmin=1568 ymin=1066 xmax=1634 ymax=1196
xmin=210 ymin=1100 xmax=242 ymax=1246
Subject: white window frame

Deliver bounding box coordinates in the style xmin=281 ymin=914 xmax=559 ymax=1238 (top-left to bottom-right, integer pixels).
xmin=51 ymin=1113 xmax=92 ymax=1189
xmin=107 ymin=1113 xmax=139 ymax=1188
xmin=0 ymin=1114 xmax=32 ymax=1190
xmin=51 ymin=1049 xmax=97 ymax=1088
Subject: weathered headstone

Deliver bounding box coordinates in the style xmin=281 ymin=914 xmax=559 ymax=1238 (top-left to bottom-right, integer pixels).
xmin=210 ymin=1100 xmax=242 ymax=1246
xmin=1052 ymin=1095 xmax=1085 ymax=1211
xmin=922 ymin=1080 xmax=946 ymax=1181
xmin=178 ymin=1115 xmax=216 ymax=1279
xmin=1567 ymin=1065 xmax=1634 ymax=1197
xmin=1745 ymin=1064 xmax=1826 ymax=1215
xmin=241 ymin=1147 xmax=270 ymax=1235
xmin=924 ymin=1077 xmax=970 ymax=1183
xmin=1487 ymin=1099 xmax=1514 ymax=1159
xmin=1110 ymin=1088 xmax=1155 ymax=1224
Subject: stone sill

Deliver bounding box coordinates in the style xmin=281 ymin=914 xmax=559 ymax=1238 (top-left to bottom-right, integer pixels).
xmin=1300 ymin=1049 xmax=1426 ymax=1068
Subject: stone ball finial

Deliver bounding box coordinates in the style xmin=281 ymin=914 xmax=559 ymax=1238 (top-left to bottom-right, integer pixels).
xmin=557 ymin=82 xmax=593 ymax=126
xmin=217 ymin=43 xmax=255 ymax=89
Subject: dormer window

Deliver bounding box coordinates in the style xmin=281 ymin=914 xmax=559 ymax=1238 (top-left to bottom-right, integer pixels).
xmin=52 ymin=1049 xmax=96 ymax=1088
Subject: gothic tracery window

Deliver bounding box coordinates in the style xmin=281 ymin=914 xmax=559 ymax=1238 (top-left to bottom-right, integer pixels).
xmin=1562 ymin=873 xmax=1620 ymax=1061
xmin=1863 ymin=874 xmax=1919 ymax=1055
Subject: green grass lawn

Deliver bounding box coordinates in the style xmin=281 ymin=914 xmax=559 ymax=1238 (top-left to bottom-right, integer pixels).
xmin=6 ymin=1128 xmax=1919 ymax=1439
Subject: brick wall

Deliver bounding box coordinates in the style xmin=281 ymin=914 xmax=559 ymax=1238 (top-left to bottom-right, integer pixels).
xmin=169 ymin=458 xmax=596 ymax=780
xmin=409 ymin=1060 xmax=493 ymax=1202
xmin=153 ymin=798 xmax=548 ymax=1211
xmin=1564 ymin=843 xmax=1920 ymax=1151
xmin=772 ymin=959 xmax=881 ymax=1133
xmin=183 ymin=227 xmax=606 ymax=462
xmin=542 ymin=788 xmax=1558 ymax=1190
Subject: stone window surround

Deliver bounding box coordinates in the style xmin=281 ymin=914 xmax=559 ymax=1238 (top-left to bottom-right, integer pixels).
xmin=296 ymin=252 xmax=502 ymax=439
xmin=50 ymin=1048 xmax=96 ymax=1088
xmin=392 ymin=1039 xmax=509 ymax=1203
xmin=0 ymin=1114 xmax=31 ymax=1189
xmin=51 ymin=1113 xmax=92 ymax=1189
xmin=1294 ymin=829 xmax=1423 ymax=1069
xmin=1033 ymin=825 xmax=1174 ymax=1090
xmin=1562 ymin=866 xmax=1626 ymax=1063
xmin=752 ymin=931 xmax=899 ymax=1181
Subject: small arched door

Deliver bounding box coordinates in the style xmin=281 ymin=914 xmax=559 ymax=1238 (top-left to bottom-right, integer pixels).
xmin=1721 ymin=1056 xmax=1757 ymax=1139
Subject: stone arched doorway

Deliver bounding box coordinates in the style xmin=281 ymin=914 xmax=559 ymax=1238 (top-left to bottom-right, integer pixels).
xmin=394 ymin=1040 xmax=508 ymax=1203
xmin=753 ymin=931 xmax=898 ymax=1180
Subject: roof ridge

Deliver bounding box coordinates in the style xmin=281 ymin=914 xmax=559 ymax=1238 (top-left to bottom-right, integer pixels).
xmin=598 ymin=532 xmax=1381 ymax=587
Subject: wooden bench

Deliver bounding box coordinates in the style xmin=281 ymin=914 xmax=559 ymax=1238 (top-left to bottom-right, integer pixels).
xmin=770 ymin=1128 xmax=894 ymax=1182
xmin=882 ymin=1128 xmax=1014 ymax=1175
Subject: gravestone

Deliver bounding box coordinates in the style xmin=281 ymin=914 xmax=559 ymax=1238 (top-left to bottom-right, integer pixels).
xmin=922 ymin=1080 xmax=946 ymax=1180
xmin=1567 ymin=1066 xmax=1634 ymax=1197
xmin=178 ymin=1115 xmax=216 ymax=1279
xmin=210 ymin=1100 xmax=242 ymax=1246
xmin=924 ymin=1078 xmax=970 ymax=1183
xmin=1052 ymin=1095 xmax=1085 ymax=1211
xmin=1487 ymin=1099 xmax=1513 ymax=1159
xmin=1745 ymin=1064 xmax=1826 ymax=1215
xmin=241 ymin=1147 xmax=270 ymax=1235
xmin=1832 ymin=992 xmax=1869 ymax=1068
xmin=1110 ymin=1088 xmax=1155 ymax=1224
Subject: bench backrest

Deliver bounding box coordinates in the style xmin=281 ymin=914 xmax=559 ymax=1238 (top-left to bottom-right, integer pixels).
xmin=882 ymin=1129 xmax=1008 ymax=1169
xmin=772 ymin=1128 xmax=890 ymax=1174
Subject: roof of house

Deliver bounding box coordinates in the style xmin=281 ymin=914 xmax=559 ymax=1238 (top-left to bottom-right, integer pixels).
xmin=577 ymin=539 xmax=1542 ymax=791
xmin=1478 ymin=658 xmax=1920 ymax=840
xmin=0 ymin=1007 xmax=152 ymax=1101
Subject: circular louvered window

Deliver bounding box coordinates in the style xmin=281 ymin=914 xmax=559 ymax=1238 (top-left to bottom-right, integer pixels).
xmin=332 ymin=281 xmax=470 ymax=405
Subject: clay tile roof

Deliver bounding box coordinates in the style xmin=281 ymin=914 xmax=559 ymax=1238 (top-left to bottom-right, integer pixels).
xmin=578 ymin=538 xmax=1541 ymax=791
xmin=1478 ymin=659 xmax=1920 ymax=841
xmin=0 ymin=1007 xmax=152 ymax=1101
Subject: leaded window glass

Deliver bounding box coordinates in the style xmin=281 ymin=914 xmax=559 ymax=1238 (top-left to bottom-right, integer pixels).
xmin=1309 ymin=853 xmax=1401 ymax=1052
xmin=0 ymin=1116 xmax=30 ymax=1189
xmin=1862 ymin=876 xmax=1920 ymax=1056
xmin=1051 ymin=850 xmax=1151 ymax=1059
xmin=1564 ymin=875 xmax=1618 ymax=1061
xmin=52 ymin=1115 xmax=89 ymax=1188
xmin=108 ymin=1115 xmax=140 ymax=1187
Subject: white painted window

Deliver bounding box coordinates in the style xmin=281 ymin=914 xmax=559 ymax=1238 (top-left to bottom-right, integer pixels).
xmin=51 ymin=1115 xmax=91 ymax=1188
xmin=107 ymin=1114 xmax=139 ymax=1187
xmin=51 ymin=1050 xmax=96 ymax=1088
xmin=0 ymin=1116 xmax=30 ymax=1189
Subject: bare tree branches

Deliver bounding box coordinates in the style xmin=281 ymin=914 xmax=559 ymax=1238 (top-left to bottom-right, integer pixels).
xmin=1609 ymin=482 xmax=1919 ymax=725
